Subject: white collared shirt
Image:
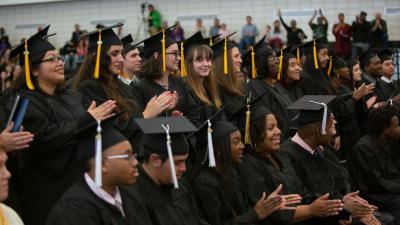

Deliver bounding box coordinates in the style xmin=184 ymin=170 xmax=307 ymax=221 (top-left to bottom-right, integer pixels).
xmin=291 ymin=133 xmax=324 ymax=155
xmin=118 ymin=75 xmax=134 ymax=86
xmin=380 ymin=76 xmax=392 ymax=84
xmin=84 ymin=173 xmax=125 ymax=217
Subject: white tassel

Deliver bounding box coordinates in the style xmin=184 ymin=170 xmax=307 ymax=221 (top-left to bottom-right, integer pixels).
xmin=207 ymin=120 xmax=216 ymax=167
xmin=95 ymin=120 xmax=102 ymax=187
xmin=161 ymin=124 xmax=179 ymax=189
xmin=309 ymin=101 xmax=327 ymax=135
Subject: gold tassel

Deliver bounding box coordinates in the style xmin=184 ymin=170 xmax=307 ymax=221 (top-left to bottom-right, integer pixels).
xmin=244 ymin=102 xmax=251 ymax=144
xmin=223 ymin=37 xmax=228 ymax=75
xmin=313 ymin=40 xmax=319 ymax=69
xmin=327 ymin=56 xmax=332 ymax=77
xmin=209 ymin=36 xmax=213 ymax=46
xmin=251 ymin=47 xmax=256 ymax=79
xmin=94 ymin=30 xmax=102 ymax=79
xmin=24 ymin=40 xmax=35 ymax=90
xmin=296 ymin=47 xmax=300 ymax=65
xmin=162 ymin=30 xmax=166 ymax=72
xmin=277 ymin=49 xmax=283 ymax=80
xmin=180 ymin=42 xmax=186 ymax=77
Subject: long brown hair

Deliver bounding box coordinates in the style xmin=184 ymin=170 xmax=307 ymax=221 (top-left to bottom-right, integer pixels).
xmin=211 ymin=47 xmax=244 ymax=96
xmin=185 ymin=45 xmax=221 ymax=108
xmin=139 ymin=55 xmax=163 ymax=80
xmin=73 ymin=45 xmax=137 ymax=120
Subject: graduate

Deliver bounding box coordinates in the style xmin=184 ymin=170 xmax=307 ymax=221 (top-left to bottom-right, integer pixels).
xmin=47 ymin=124 xmax=152 ymax=225
xmin=73 ymin=23 xmax=173 ymax=155
xmin=281 ymin=95 xmax=382 ymax=224
xmin=329 ymin=55 xmax=374 ymax=159
xmin=133 ymin=117 xmax=208 ymax=225
xmin=247 ymin=38 xmax=294 ymax=140
xmin=210 ymin=33 xmax=248 ymax=122
xmin=300 ymin=37 xmax=335 ymax=95
xmin=136 ymin=25 xmax=195 ymax=118
xmin=238 ymin=104 xmax=346 ymax=224
xmin=348 ymin=103 xmax=400 ymax=224
xmin=6 ymin=25 xmax=116 ymax=225
xmin=120 ymin=33 xmax=142 ymax=86
xmin=375 ymin=49 xmax=399 ymax=101
xmin=0 ymin=149 xmax=24 ymax=225
xmin=192 ymin=120 xmax=292 ymax=225
xmin=277 ymin=45 xmax=304 ymax=102
xmin=359 ymin=49 xmax=383 ymax=85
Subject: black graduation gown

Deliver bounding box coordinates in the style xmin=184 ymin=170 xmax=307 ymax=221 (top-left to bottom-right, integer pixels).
xmin=46 ymin=178 xmax=152 ymax=225
xmin=283 ymin=82 xmax=304 ymax=102
xmin=134 ymin=166 xmax=208 ymax=225
xmin=192 ymin=167 xmax=259 ymax=225
xmin=280 ymin=139 xmax=351 ymax=224
xmin=238 ymin=151 xmax=306 ymax=225
xmin=77 ymin=78 xmax=144 ymax=155
xmin=300 ymin=70 xmax=335 ymax=96
xmin=334 ymin=84 xmax=363 ymax=160
xmin=3 ymin=88 xmax=95 ymax=225
xmin=375 ymin=78 xmax=399 ymax=102
xmin=218 ymin=84 xmax=248 ymax=127
xmin=250 ymin=79 xmax=294 ymax=140
xmin=348 ymin=135 xmax=400 ymax=222
xmin=136 ymin=75 xmax=197 ymax=120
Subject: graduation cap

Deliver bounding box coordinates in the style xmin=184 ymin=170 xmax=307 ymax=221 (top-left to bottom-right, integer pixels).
xmin=203 ymin=34 xmax=222 ymax=47
xmin=121 ymin=34 xmax=138 ymax=55
xmin=358 ymin=48 xmax=378 ymax=69
xmin=179 ymin=31 xmax=204 ymax=77
xmin=211 ymin=32 xmax=237 ymax=75
xmin=378 ymin=48 xmax=394 ymax=62
xmin=243 ymin=36 xmax=267 ymax=79
xmin=9 ymin=25 xmax=55 ymax=90
xmin=141 ymin=25 xmax=176 ymax=73
xmin=301 ymin=36 xmax=329 ymax=70
xmin=83 ymin=23 xmax=124 ymax=79
xmin=332 ymin=55 xmax=347 ymax=70
xmin=77 ymin=121 xmax=127 ymax=187
xmin=287 ymin=95 xmax=336 ymax=134
xmin=212 ymin=120 xmax=238 ymax=141
xmin=134 ymin=116 xmax=196 ymax=188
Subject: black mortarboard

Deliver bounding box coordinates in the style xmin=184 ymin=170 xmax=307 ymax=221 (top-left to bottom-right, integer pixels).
xmin=85 ymin=23 xmax=123 ymax=54
xmin=9 ymin=25 xmax=55 ymax=90
xmin=211 ymin=32 xmax=237 ymax=58
xmin=243 ymin=36 xmax=267 ymax=78
xmin=135 ymin=116 xmax=196 ymax=188
xmin=121 ymin=34 xmax=137 ymax=55
xmin=181 ymin=31 xmax=204 ymax=55
xmin=378 ymin=48 xmax=394 ymax=62
xmin=202 ymin=34 xmax=222 ymax=47
xmin=212 ymin=120 xmax=238 ymax=140
xmin=142 ymin=25 xmax=176 ymax=59
xmin=332 ymin=55 xmax=347 ymax=70
xmin=287 ymin=95 xmax=336 ymax=134
xmin=358 ymin=48 xmax=378 ymax=69
xmin=301 ymin=36 xmax=329 ymax=70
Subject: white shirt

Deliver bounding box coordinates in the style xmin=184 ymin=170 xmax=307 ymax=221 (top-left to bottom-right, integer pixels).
xmin=291 ymin=133 xmax=324 ymax=155
xmin=380 ymin=76 xmax=392 ymax=84
xmin=0 ymin=203 xmax=24 ymax=225
xmin=84 ymin=173 xmax=125 ymax=217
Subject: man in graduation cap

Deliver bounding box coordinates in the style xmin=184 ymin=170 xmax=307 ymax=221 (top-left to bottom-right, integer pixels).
xmin=133 ymin=116 xmax=209 ymax=225
xmin=359 ymin=49 xmax=383 ymax=85
xmin=375 ymin=49 xmax=399 ymax=102
xmin=47 ymin=124 xmax=152 ymax=225
xmin=281 ymin=95 xmax=385 ymax=225
xmin=120 ymin=34 xmax=142 ymax=86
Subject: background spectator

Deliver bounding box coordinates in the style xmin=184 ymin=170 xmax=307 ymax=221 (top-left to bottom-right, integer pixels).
xmin=268 ymin=20 xmax=286 ymax=50
xmin=70 ymin=23 xmax=82 ymax=47
xmin=371 ymin=12 xmax=388 ymax=48
xmin=278 ymin=9 xmax=307 ymax=45
xmin=116 ymin=26 xmax=125 ymax=39
xmin=351 ymin=11 xmax=371 ymax=59
xmin=209 ymin=18 xmax=221 ymax=37
xmin=171 ymin=21 xmax=184 ymax=42
xmin=218 ymin=23 xmax=232 ymax=40
xmin=194 ymin=18 xmax=207 ymax=36
xmin=333 ymin=13 xmax=352 ymax=60
xmin=309 ymin=9 xmax=329 ymax=42
xmin=239 ymin=15 xmax=259 ymax=53
xmin=147 ymin=4 xmax=161 ymax=35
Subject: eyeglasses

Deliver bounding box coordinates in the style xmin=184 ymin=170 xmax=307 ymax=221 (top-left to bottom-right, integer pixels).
xmin=105 ymin=152 xmax=137 ymax=161
xmin=165 ymin=51 xmax=180 ymax=59
xmin=39 ymin=55 xmax=65 ymax=64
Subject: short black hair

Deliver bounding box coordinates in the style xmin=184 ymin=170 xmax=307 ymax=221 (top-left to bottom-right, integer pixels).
xmin=143 ymin=151 xmax=168 ymax=163
xmin=368 ymin=104 xmax=398 ymax=135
